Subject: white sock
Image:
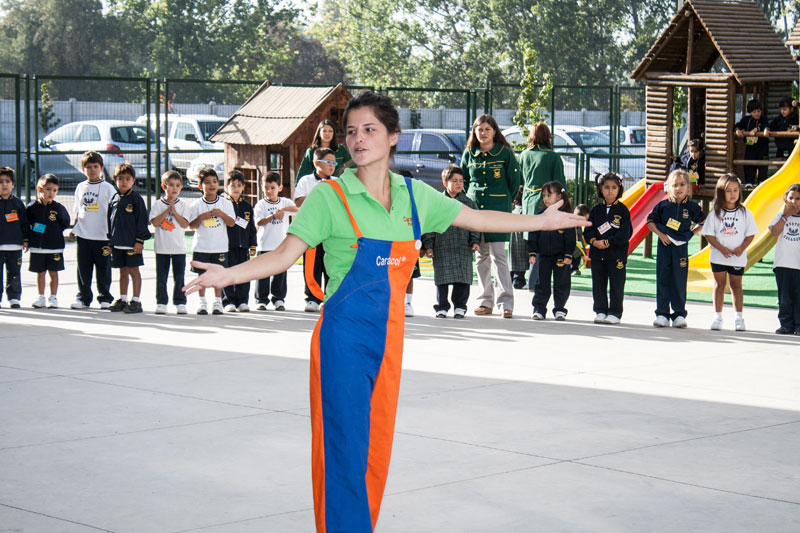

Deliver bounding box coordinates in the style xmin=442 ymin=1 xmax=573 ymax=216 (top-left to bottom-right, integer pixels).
xmin=405 ymin=293 xmax=413 ymax=304
xmin=132 ymin=296 xmax=140 ymax=303
xmin=120 ymin=295 xmax=128 ymax=302
xmin=39 ymin=293 xmax=45 ymax=297
xmin=735 ymin=311 xmax=743 ymax=319
xmin=199 ymin=296 xmax=207 ymax=304
xmin=714 ymin=312 xmax=722 ymax=319
xmin=215 ymin=296 xmax=222 ymax=303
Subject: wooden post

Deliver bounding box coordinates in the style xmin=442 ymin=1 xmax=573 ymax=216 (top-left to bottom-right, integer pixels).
xmin=644 ymin=232 xmax=653 ymax=259
xmin=686 ymin=14 xmax=694 ymax=75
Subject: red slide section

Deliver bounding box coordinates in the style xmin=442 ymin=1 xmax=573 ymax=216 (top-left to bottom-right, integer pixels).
xmin=627 ymin=181 xmax=668 ymax=256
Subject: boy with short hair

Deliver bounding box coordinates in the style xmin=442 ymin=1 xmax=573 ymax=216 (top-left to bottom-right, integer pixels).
xmin=0 ymin=166 xmax=28 ymax=308
xmin=26 ymin=174 xmax=70 ymax=308
xmin=294 ymin=147 xmax=336 ymax=312
xmin=70 ymin=151 xmax=117 ymax=309
xmin=149 ymin=170 xmax=190 ymax=314
xmin=254 ymin=171 xmax=297 ymax=310
xmin=107 ymin=163 xmax=150 ymax=313
xmin=222 ymin=170 xmax=257 ymax=312
xmin=187 ymin=168 xmax=235 ymax=314
xmin=734 ymin=98 xmax=770 ymax=189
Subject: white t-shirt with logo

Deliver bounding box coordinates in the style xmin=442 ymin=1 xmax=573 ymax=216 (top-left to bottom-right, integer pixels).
xmin=254 ymin=197 xmax=296 ymax=252
xmin=769 ymin=212 xmax=800 ymax=270
xmin=72 ymin=179 xmax=117 ymax=240
xmin=294 ymin=173 xmax=329 ymax=201
xmin=149 ymin=198 xmax=190 ymax=255
xmin=187 ymin=196 xmax=235 ymax=253
xmin=701 ymin=206 xmax=758 ymax=267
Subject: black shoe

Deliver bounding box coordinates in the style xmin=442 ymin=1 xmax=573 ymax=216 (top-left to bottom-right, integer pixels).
xmin=512 ymin=279 xmax=526 ymax=290
xmin=108 ymin=299 xmax=128 ymax=312
xmin=775 ymin=326 xmax=793 ymax=334
xmin=123 ymin=300 xmax=142 ymax=314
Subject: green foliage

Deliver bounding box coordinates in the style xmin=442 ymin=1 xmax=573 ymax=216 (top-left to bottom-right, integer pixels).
xmin=673 ymin=86 xmax=688 ymax=129
xmin=409 ymin=108 xmax=422 ymax=129
xmin=566 ymin=176 xmax=598 ymax=208
xmin=38 ymin=82 xmax=60 ymax=133
xmin=512 ymin=45 xmax=552 ymax=150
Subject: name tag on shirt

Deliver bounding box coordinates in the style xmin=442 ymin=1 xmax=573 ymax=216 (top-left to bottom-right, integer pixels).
xmin=160 ymin=219 xmax=175 ymax=232
xmin=32 ymin=222 xmax=46 ymax=233
xmin=597 ymin=221 xmax=611 ymax=235
xmin=666 ymin=218 xmax=681 ymax=231
xmin=4 ymin=212 xmax=18 ymax=222
xmin=235 ymin=216 xmax=249 ymax=229
xmin=204 ymin=217 xmax=218 ymax=227
xmin=85 ymin=202 xmax=99 ymax=212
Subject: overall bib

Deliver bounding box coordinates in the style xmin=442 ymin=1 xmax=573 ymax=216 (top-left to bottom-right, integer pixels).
xmin=309 ymin=178 xmax=421 ymax=532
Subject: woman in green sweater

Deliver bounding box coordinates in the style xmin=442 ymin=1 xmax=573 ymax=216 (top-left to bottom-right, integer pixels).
xmin=295 ymin=120 xmax=352 ymax=184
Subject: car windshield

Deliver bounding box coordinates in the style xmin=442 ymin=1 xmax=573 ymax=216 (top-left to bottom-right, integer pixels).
xmin=198 ymin=121 xmax=225 ymax=141
xmin=445 ymin=133 xmax=467 ymax=151
xmin=111 ymin=126 xmax=156 ymax=144
xmin=567 ymin=131 xmax=612 ymax=154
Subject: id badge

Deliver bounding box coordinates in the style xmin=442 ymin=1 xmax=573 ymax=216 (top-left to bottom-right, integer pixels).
xmin=235 ymin=216 xmax=249 ymax=229
xmin=666 ymin=218 xmax=681 ymax=231
xmin=597 ymin=221 xmax=611 ymax=235
xmin=4 ymin=212 xmax=19 ymax=222
xmin=32 ymin=222 xmax=46 ymax=233
xmin=204 ymin=217 xmax=218 ymax=227
xmin=85 ymin=202 xmax=99 ymax=212
xmin=160 ymin=219 xmax=175 ymax=232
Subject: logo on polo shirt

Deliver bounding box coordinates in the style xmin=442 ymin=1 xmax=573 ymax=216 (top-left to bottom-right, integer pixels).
xmin=376 ymin=255 xmax=406 ymax=267
xmin=403 ymin=216 xmax=412 ymax=227
xmin=125 ymin=204 xmax=134 ymax=213
xmin=48 ymin=211 xmax=57 ymax=221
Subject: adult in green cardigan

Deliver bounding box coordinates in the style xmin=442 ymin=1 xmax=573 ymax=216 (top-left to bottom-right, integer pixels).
xmin=461 ymin=114 xmax=521 ymax=318
xmin=519 ymin=122 xmax=566 ymax=217
xmin=295 ymin=119 xmax=352 ymax=185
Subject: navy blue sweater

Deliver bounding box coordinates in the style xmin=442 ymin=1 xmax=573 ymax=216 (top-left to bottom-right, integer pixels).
xmin=108 ymin=190 xmax=151 ymax=248
xmin=583 ymin=200 xmax=632 ymax=261
xmin=0 ymin=195 xmax=28 ymax=246
xmin=647 ymin=198 xmax=706 ymax=243
xmin=26 ymin=200 xmax=70 ymax=249
xmin=226 ymin=197 xmax=257 ymax=250
xmin=528 ymin=209 xmax=576 ymax=258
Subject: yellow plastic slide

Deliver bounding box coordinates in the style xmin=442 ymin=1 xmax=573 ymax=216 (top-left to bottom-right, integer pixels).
xmin=621 ymin=178 xmax=646 ymax=208
xmin=686 ymin=141 xmax=800 ymax=292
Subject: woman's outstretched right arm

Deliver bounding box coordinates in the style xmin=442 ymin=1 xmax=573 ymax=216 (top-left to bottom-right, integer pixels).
xmin=184 ymin=234 xmax=309 ymax=295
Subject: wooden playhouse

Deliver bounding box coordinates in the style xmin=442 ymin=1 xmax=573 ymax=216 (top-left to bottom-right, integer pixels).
xmin=631 ymin=0 xmax=797 ymax=195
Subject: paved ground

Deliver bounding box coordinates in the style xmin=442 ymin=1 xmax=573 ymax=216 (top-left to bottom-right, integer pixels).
xmin=1 ymin=243 xmax=799 ymax=532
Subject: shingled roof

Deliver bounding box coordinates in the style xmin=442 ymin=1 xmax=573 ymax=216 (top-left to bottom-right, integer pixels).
xmin=632 ymin=0 xmax=796 ymax=83
xmin=210 ymin=83 xmax=350 ymax=146
xmin=786 ymin=19 xmax=800 ymax=48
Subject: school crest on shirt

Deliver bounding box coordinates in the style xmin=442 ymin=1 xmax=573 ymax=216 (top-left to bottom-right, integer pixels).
xmin=493 ymin=167 xmax=501 ymax=179
xmin=244 ymin=211 xmax=251 ymax=221
xmin=682 ymin=209 xmax=689 ymax=219
xmin=612 ymin=215 xmax=622 ymax=227
xmin=48 ymin=210 xmax=57 ymax=222
xmin=125 ymin=203 xmax=134 ymax=213
xmin=784 ymin=222 xmax=800 ymax=241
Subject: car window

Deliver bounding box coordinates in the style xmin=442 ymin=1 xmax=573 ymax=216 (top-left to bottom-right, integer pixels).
xmin=505 ymin=131 xmax=525 ymax=146
xmin=567 ymin=131 xmax=610 ymax=147
xmin=444 ymin=133 xmax=467 ymax=152
xmin=396 ymin=133 xmax=413 ymax=153
xmin=198 ymin=121 xmax=225 ymax=141
xmin=77 ymin=125 xmax=101 ymax=142
xmin=175 ymin=122 xmax=195 ymax=141
xmin=631 ymin=129 xmax=645 ymax=144
xmin=112 ymin=126 xmax=152 ymax=144
xmin=553 ymin=134 xmax=569 ymax=147
xmin=419 ymin=134 xmax=450 ymax=160
xmin=48 ymin=124 xmax=80 ymax=144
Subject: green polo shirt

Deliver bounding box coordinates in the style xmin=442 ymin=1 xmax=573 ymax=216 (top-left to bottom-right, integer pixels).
xmin=288 ymin=169 xmax=463 ymax=300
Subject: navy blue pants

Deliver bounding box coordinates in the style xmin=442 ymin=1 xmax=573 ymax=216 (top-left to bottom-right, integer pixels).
xmin=0 ymin=250 xmax=22 ymax=302
xmin=655 ymin=241 xmax=688 ymax=319
xmin=155 ymin=254 xmax=186 ymax=305
xmin=222 ymin=247 xmax=251 ymax=306
xmin=774 ymin=267 xmax=800 ymax=330
xmin=532 ymin=254 xmax=571 ymax=316
xmin=256 ymin=251 xmax=287 ymax=304
xmin=591 ymin=258 xmax=627 ymax=318
xmin=76 ymin=237 xmax=113 ymax=305
xmin=435 ymin=283 xmax=470 ymax=312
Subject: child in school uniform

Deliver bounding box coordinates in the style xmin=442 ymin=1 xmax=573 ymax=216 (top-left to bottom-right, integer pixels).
xmin=571 ymin=203 xmax=590 ymax=275
xmin=69 ymin=151 xmax=117 ymax=309
xmin=647 ymin=169 xmax=706 ymax=328
xmin=769 ymin=184 xmax=800 ymax=334
xmin=421 ymin=166 xmax=480 ymax=318
xmin=107 ymin=163 xmax=150 ymax=314
xmin=528 ymin=181 xmax=576 ymax=320
xmin=26 ymin=174 xmax=70 ymax=309
xmin=149 ymin=170 xmax=190 ymax=315
xmin=584 ymin=173 xmax=632 ymax=324
xmin=702 ymin=173 xmax=758 ymax=332
xmin=222 ymin=170 xmax=257 ymax=312
xmin=671 ymin=139 xmax=705 ymax=194
xmin=0 ymin=166 xmax=27 ymax=308
xmin=769 ymin=96 xmax=799 ymax=160
xmin=187 ymin=168 xmax=236 ymax=315
xmin=734 ymin=98 xmax=770 ymax=189
xmin=253 ymin=171 xmax=297 ymax=311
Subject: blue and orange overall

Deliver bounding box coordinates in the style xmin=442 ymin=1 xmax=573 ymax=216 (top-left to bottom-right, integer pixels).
xmin=308 ymin=178 xmax=421 ymax=532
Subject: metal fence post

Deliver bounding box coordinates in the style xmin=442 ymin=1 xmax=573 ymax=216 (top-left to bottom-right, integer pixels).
xmin=550 ymin=86 xmax=556 ymax=130
xmin=33 ymin=76 xmax=40 ymax=200
xmin=155 ymin=78 xmax=161 ymax=183
xmin=485 ymin=81 xmax=492 ymax=116
xmin=14 ymin=74 xmax=21 ymax=197
xmin=145 ymin=79 xmax=152 ymax=208
xmin=24 ymin=74 xmax=31 ymax=202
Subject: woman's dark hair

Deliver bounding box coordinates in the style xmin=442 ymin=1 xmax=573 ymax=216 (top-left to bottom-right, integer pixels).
xmin=528 ymin=122 xmax=553 ymax=149
xmin=466 ymin=114 xmax=511 ymax=151
xmin=746 ymin=98 xmax=761 ymax=114
xmin=311 ymin=119 xmax=339 ymax=151
xmin=541 ymin=181 xmax=572 ymax=213
xmin=596 ymin=172 xmax=624 ymax=201
xmin=344 ymin=91 xmax=401 ymax=156
xmin=713 ymin=173 xmax=742 ymax=219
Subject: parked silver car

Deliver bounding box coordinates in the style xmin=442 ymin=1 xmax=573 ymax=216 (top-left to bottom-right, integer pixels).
xmin=392 ymin=129 xmax=467 ymax=190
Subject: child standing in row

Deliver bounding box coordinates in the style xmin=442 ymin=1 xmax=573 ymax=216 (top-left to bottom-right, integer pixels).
xmin=26 ymin=174 xmax=70 ymax=308
xmin=421 ymin=166 xmax=480 ymax=318
xmin=222 ymin=170 xmax=257 ymax=312
xmin=584 ymin=173 xmax=632 ymax=324
xmin=188 ymin=168 xmax=235 ymax=315
xmin=254 ymin=171 xmax=297 ymax=311
xmin=769 ymin=184 xmax=800 ymax=334
xmin=70 ymin=151 xmax=116 ymax=309
xmin=528 ymin=182 xmax=576 ymax=320
xmin=647 ymin=169 xmax=706 ymax=328
xmin=149 ymin=170 xmax=190 ymax=315
xmin=107 ymin=164 xmax=150 ymax=314
xmin=0 ymin=166 xmax=27 ymax=308
xmin=734 ymin=98 xmax=769 ymax=189
xmin=701 ymin=174 xmax=758 ymax=331
xmin=571 ymin=204 xmax=590 ymax=275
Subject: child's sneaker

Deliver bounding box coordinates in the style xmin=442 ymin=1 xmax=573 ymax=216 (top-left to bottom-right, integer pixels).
xmin=653 ymin=315 xmax=669 ymax=327
xmin=531 ymin=312 xmax=544 ymax=320
xmin=710 ymin=317 xmax=723 ymax=330
xmin=453 ymin=308 xmax=466 ymax=319
xmin=672 ymin=316 xmax=687 ymax=328
xmin=176 ymin=304 xmax=188 ymax=315
xmin=305 ymin=301 xmax=320 ymax=312
xmin=212 ymin=301 xmax=224 ymax=315
xmin=223 ymin=303 xmax=237 ymax=313
xmin=32 ymin=295 xmax=46 ymax=309
xmin=155 ymin=304 xmax=168 ymax=315
xmin=435 ymin=310 xmax=447 ymax=318
xmin=197 ymin=302 xmax=208 ymax=315
xmin=274 ymin=300 xmax=286 ymax=311
xmin=256 ymin=302 xmax=268 ymax=311
xmin=554 ymin=311 xmax=567 ymax=321
xmin=124 ymin=300 xmax=143 ymax=314
xmin=47 ymin=296 xmax=58 ymax=309
xmin=604 ymin=315 xmax=621 ymax=324
xmin=71 ymin=299 xmax=88 ymax=310
xmin=108 ymin=299 xmax=128 ymax=312
xmin=100 ymin=301 xmax=112 ymax=310
xmin=9 ymin=299 xmax=21 ymax=309
xmin=237 ymin=303 xmax=250 ymax=312
xmin=405 ymin=302 xmax=414 ymax=317
xmin=734 ymin=317 xmax=746 ymax=331
xmin=594 ymin=313 xmax=607 ymax=323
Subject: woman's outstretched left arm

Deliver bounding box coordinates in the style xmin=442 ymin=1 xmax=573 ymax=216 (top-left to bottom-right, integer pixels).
xmin=452 ymin=200 xmax=590 ymax=233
